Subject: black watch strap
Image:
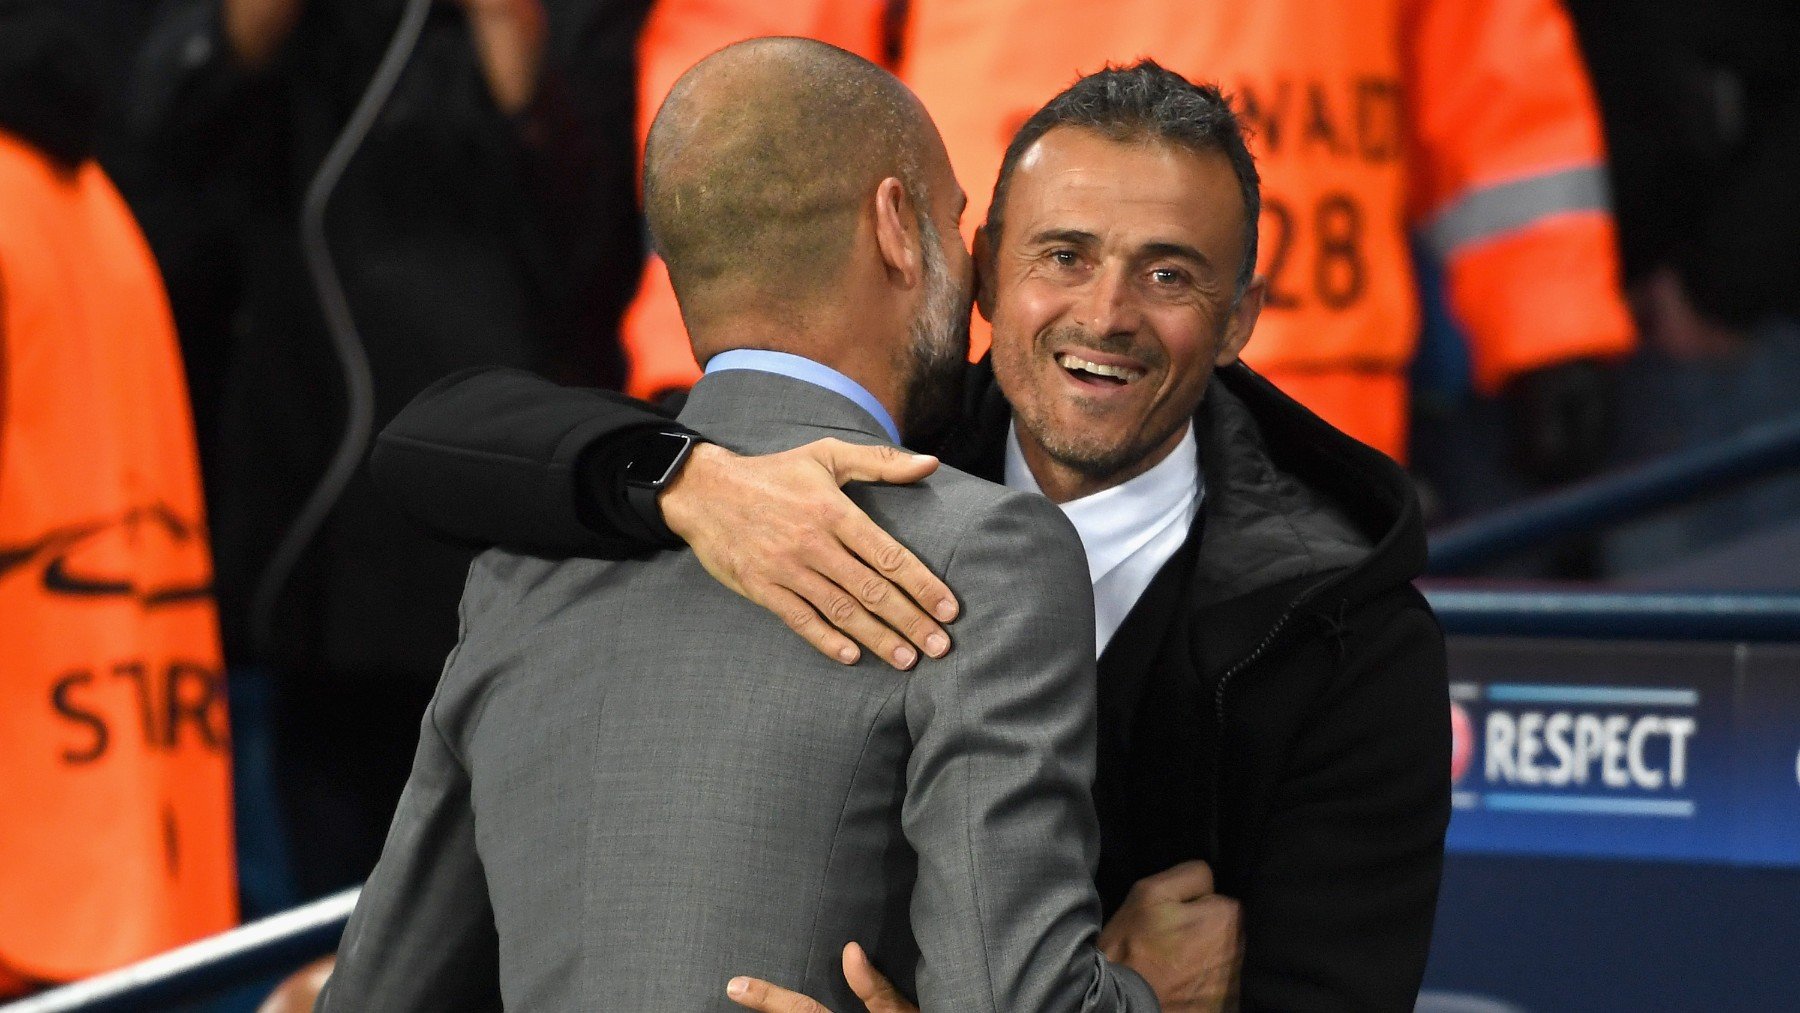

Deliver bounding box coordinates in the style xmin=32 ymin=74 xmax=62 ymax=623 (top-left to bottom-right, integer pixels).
xmin=622 ymin=430 xmax=704 ymax=541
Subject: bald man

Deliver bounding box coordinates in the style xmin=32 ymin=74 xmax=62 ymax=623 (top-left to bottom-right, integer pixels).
xmin=318 ymin=39 xmax=1155 ymax=1013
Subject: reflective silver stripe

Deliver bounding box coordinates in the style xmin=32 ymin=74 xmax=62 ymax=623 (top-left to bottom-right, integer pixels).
xmin=1424 ymin=164 xmax=1612 ymax=258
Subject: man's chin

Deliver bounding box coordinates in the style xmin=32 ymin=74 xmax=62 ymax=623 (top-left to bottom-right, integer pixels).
xmin=1029 ymin=402 xmax=1181 ymax=479
xmin=1046 ymin=445 xmax=1141 ymax=482
xmin=1031 ymin=424 xmax=1142 ymax=479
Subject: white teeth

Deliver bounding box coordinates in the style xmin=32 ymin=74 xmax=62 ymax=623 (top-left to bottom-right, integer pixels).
xmin=1057 ymin=354 xmax=1143 ymax=382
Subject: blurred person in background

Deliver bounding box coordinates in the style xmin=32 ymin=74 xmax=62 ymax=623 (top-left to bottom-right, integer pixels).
xmin=0 ymin=0 xmax=235 ymax=995
xmin=119 ymin=0 xmax=649 ymax=901
xmin=1562 ymin=0 xmax=1800 ymax=573
xmin=1411 ymin=0 xmax=1800 ymax=573
xmin=611 ymin=0 xmax=1634 ymax=482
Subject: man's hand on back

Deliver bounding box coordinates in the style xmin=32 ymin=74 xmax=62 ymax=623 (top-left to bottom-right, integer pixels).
xmin=1100 ymin=862 xmax=1243 ymax=1013
xmin=727 ymin=943 xmax=915 ymax=1013
xmin=724 ymin=873 xmax=1243 ymax=1013
xmin=660 ymin=439 xmax=961 ymax=670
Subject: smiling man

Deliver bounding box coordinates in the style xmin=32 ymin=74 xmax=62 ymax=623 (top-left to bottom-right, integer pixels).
xmin=988 ymin=116 xmax=1253 ymax=498
xmin=377 ymin=61 xmax=1451 ymax=1011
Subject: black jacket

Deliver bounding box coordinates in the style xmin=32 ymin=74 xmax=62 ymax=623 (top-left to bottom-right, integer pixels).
xmin=374 ymin=360 xmax=1451 ymax=1011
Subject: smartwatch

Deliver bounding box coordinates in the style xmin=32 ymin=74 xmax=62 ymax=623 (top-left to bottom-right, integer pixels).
xmin=623 ymin=430 xmax=705 ymax=531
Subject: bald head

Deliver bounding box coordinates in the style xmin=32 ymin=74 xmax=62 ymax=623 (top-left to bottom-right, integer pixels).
xmin=644 ymin=38 xmax=938 ymax=343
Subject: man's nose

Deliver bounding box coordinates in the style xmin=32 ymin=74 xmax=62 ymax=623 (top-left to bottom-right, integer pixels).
xmin=1074 ymin=263 xmax=1142 ymax=337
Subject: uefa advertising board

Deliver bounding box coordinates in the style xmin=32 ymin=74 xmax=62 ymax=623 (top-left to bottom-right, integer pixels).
xmin=1445 ymin=640 xmax=1800 ymax=866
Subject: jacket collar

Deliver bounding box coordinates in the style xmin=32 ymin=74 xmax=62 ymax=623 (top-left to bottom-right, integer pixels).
xmin=703 ymin=349 xmax=902 ymax=444
xmin=947 ymin=357 xmax=1425 ymax=614
xmin=678 ymin=368 xmax=896 ymax=456
xmin=1199 ymin=363 xmax=1425 ymax=611
xmin=1192 ymin=370 xmax=1370 ymax=607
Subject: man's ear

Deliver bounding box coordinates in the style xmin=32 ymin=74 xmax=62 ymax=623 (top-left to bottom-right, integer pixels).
xmin=972 ymin=224 xmax=996 ymax=322
xmin=1216 ymin=275 xmax=1265 ymax=366
xmin=872 ymin=177 xmax=921 ymax=288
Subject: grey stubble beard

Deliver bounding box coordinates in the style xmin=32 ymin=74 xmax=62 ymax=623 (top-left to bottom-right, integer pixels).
xmin=898 ymin=211 xmax=972 ymax=446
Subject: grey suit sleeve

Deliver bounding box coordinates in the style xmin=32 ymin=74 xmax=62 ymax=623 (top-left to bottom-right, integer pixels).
xmin=903 ymin=492 xmax=1156 ymax=1012
xmin=317 ymin=661 xmax=501 ymax=1009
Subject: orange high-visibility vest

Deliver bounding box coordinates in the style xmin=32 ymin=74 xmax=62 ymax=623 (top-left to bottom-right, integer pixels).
xmin=0 ymin=130 xmax=236 ymax=991
xmin=620 ymin=0 xmax=890 ymax=398
xmin=902 ymin=0 xmax=1633 ymax=458
xmin=621 ymin=0 xmax=1634 ymax=459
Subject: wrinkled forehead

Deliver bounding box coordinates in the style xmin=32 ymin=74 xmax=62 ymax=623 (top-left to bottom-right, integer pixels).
xmin=999 ymin=128 xmax=1246 ymax=255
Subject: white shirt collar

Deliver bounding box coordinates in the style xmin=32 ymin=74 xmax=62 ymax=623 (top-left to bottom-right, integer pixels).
xmin=1005 ymin=421 xmax=1202 ymax=587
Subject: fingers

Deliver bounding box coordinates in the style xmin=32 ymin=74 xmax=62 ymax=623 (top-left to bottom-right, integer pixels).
xmin=726 ymin=976 xmax=832 ymax=1013
xmin=810 ymin=440 xmax=960 ymax=630
xmin=813 ymin=439 xmax=940 ymax=486
xmin=785 ymin=570 xmax=921 ymax=669
xmin=843 ymin=943 xmax=918 ymax=1013
xmin=754 ymin=583 xmax=863 ymax=665
xmin=257 ymin=957 xmax=335 ymax=1013
xmin=1192 ymin=894 xmax=1244 ymax=947
xmin=673 ymin=437 xmax=959 ymax=670
xmin=1131 ymin=860 xmax=1217 ymax=905
xmin=811 ymin=536 xmax=951 ymax=664
xmin=833 ymin=510 xmax=959 ymax=628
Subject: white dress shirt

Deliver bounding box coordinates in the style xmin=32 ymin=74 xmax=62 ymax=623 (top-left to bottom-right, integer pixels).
xmin=1005 ymin=422 xmax=1203 ymax=656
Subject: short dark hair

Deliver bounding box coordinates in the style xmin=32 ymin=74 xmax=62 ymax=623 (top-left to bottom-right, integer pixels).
xmin=987 ymin=60 xmax=1260 ymax=298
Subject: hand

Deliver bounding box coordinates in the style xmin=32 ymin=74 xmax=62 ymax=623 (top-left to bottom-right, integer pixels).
xmin=726 ymin=942 xmax=916 ymax=1013
xmin=1502 ymin=358 xmax=1614 ymax=486
xmin=1631 ymin=265 xmax=1745 ymax=362
xmin=1098 ymin=861 xmax=1242 ymax=1013
xmin=452 ymin=0 xmax=530 ymax=14
xmin=661 ymin=440 xmax=961 ymax=670
xmin=222 ymin=0 xmax=306 ymax=71
xmin=257 ymin=956 xmax=334 ymax=1013
xmin=453 ymin=0 xmax=547 ymax=115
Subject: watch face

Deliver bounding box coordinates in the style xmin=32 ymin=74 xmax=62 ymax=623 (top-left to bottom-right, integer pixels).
xmin=624 ymin=432 xmax=693 ymax=487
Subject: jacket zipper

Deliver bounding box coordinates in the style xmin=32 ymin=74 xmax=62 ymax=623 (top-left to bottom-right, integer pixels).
xmin=1214 ymin=605 xmax=1299 ymax=733
xmin=1212 ymin=572 xmax=1354 ymax=730
xmin=1204 ymin=601 xmax=1303 ymax=866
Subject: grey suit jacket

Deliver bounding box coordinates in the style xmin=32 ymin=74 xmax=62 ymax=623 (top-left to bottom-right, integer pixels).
xmin=320 ymin=369 xmax=1155 ymax=1011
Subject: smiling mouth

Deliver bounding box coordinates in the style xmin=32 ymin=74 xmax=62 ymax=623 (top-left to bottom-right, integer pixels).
xmin=1057 ymin=353 xmax=1145 ymax=387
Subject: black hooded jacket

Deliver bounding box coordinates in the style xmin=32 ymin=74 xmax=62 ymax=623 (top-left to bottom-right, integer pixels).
xmin=373 ymin=360 xmax=1451 ymax=1011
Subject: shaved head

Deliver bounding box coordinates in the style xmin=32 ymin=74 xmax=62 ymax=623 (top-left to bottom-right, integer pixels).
xmin=644 ymin=37 xmax=938 ymax=338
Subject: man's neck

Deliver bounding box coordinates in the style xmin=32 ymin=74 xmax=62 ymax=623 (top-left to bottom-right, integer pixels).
xmin=1014 ymin=422 xmax=1191 ymax=504
xmin=693 ymin=323 xmax=908 ymax=434
xmin=701 ymin=347 xmax=907 ymax=443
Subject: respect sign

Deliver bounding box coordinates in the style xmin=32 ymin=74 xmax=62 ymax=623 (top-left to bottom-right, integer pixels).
xmin=1445 ymin=640 xmax=1800 ymax=866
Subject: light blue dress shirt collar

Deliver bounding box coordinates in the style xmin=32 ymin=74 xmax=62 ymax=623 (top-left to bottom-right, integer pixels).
xmin=703 ymin=349 xmax=902 ymax=444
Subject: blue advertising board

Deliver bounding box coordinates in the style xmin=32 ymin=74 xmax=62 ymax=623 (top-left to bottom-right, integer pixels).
xmin=1445 ymin=639 xmax=1800 ymax=866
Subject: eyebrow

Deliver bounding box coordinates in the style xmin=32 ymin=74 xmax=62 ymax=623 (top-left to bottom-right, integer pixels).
xmin=1141 ymin=241 xmax=1213 ymax=272
xmin=1025 ymin=230 xmax=1216 ymax=273
xmin=1025 ymin=228 xmax=1100 ymax=247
